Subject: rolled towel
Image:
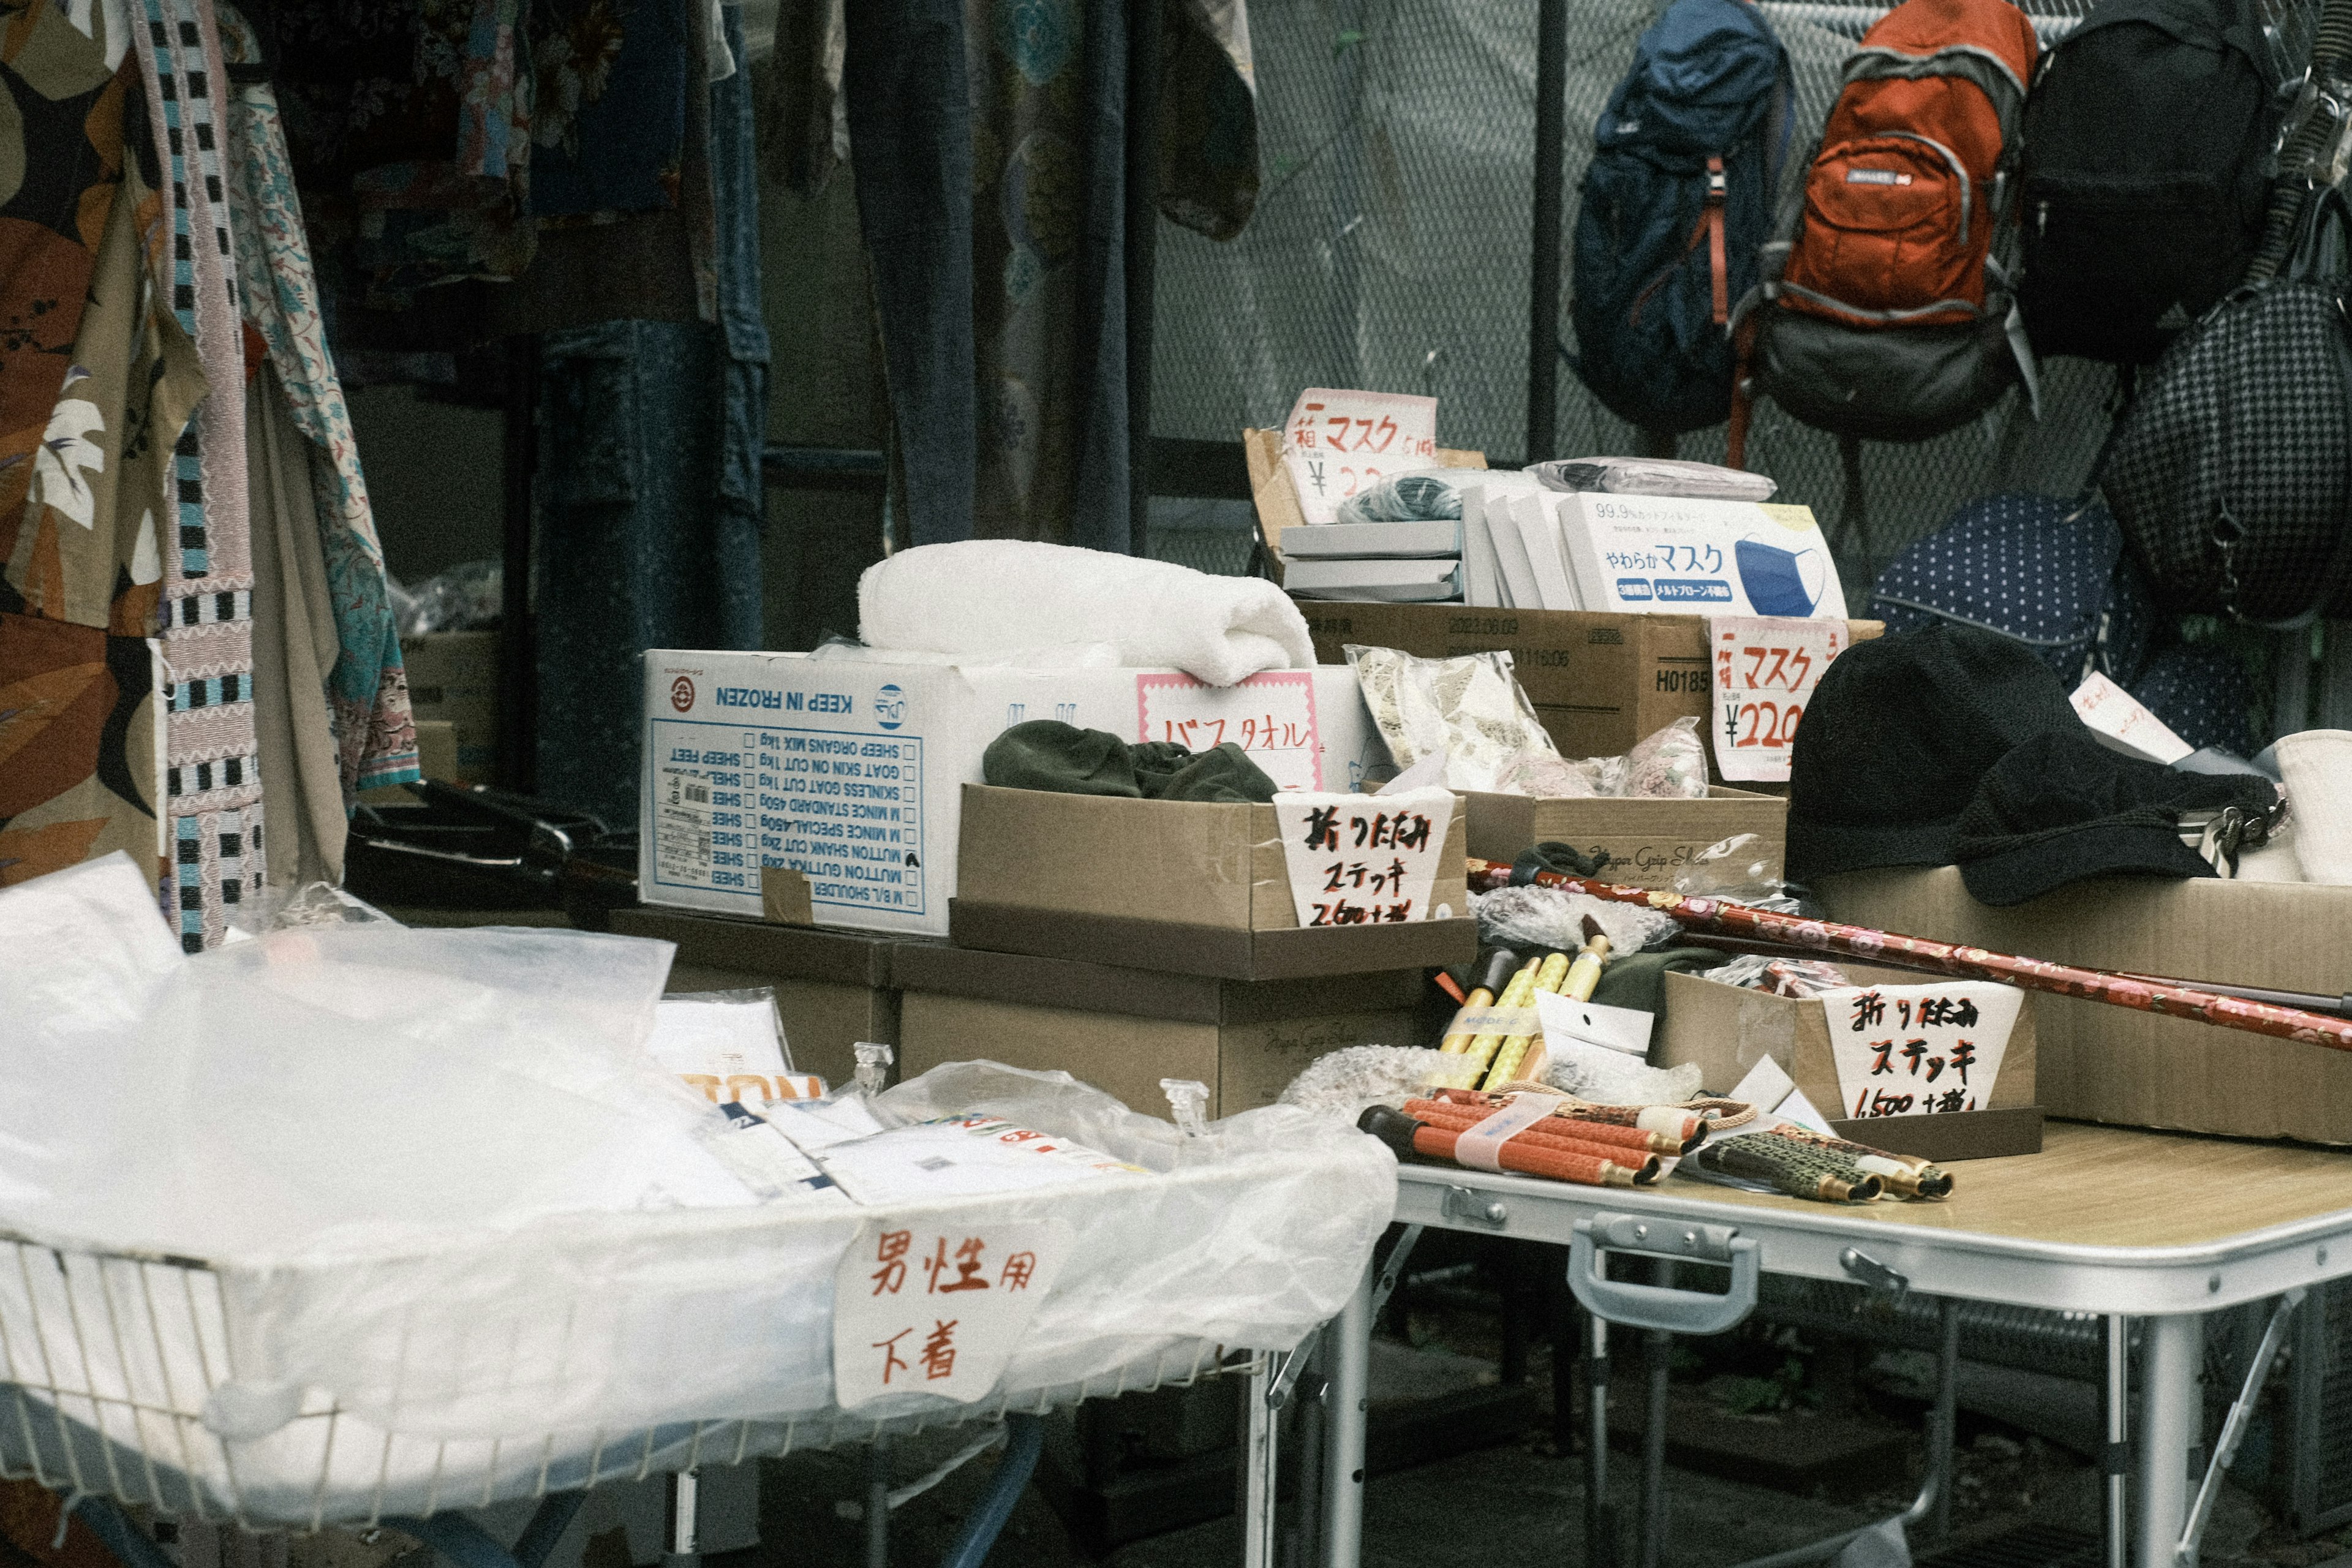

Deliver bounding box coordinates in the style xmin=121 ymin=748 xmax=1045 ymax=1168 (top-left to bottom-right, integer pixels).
xmin=858 ymin=540 xmax=1315 ymax=687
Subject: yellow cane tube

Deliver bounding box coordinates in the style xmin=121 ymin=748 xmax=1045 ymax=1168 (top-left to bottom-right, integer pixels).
xmin=1455 ymin=957 xmax=1544 ymax=1074
xmin=1481 ymin=952 xmax=1572 ymax=1088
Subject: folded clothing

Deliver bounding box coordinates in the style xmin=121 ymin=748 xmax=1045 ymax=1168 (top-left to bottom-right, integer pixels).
xmin=983 ymin=720 xmax=1278 ymax=804
xmin=858 ymin=540 xmax=1314 ymax=687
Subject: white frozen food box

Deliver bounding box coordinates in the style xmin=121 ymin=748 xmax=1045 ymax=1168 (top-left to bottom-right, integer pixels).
xmin=640 ymin=654 xmax=1389 ymax=934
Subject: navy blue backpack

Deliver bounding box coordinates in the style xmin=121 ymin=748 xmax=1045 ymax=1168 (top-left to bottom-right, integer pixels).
xmin=1871 ymin=493 xmax=2155 ymax=685
xmin=1570 ymin=0 xmax=1791 ymax=435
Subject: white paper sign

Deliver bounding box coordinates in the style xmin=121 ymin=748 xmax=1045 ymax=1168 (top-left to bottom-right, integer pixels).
xmin=1272 ymin=787 xmax=1456 ymax=928
xmin=1710 ymin=616 xmax=1848 ymax=782
xmin=2072 ymin=671 xmax=2193 ymax=765
xmin=834 ymin=1219 xmax=1068 ymax=1409
xmin=1136 ymin=670 xmax=1323 ymax=791
xmin=1281 ymin=388 xmax=1440 ymax=527
xmin=1820 ymin=982 xmax=2022 ymax=1120
xmin=1535 ymin=991 xmax=1654 ymax=1057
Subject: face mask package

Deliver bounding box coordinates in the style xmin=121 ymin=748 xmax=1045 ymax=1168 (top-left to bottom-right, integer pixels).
xmin=0 ymin=858 xmax=1395 ymax=1525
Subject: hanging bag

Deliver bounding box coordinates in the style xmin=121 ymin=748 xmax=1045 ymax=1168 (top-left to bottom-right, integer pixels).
xmin=1569 ymin=0 xmax=1792 ymax=435
xmin=2100 ymin=186 xmax=2352 ymax=625
xmin=2013 ymin=0 xmax=2284 ymax=364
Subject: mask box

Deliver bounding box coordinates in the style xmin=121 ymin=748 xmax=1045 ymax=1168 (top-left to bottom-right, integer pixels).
xmin=1555 ymin=494 xmax=1849 ymax=619
xmin=639 ymin=653 xmax=1389 ymax=937
xmin=1817 ymin=866 xmax=2352 ymax=1145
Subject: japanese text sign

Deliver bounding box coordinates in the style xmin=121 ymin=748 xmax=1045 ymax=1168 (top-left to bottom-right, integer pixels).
xmin=1136 ymin=671 xmax=1323 ymax=791
xmin=833 ymin=1219 xmax=1068 ymax=1409
xmin=1709 ymin=617 xmax=1847 ymax=782
xmin=1820 ymin=983 xmax=2020 ymax=1120
xmin=1272 ymin=788 xmax=1456 ymax=929
xmin=1281 ymin=388 xmax=1439 ymax=526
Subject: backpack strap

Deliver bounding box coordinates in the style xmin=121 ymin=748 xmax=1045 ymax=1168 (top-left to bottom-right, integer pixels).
xmin=1705 ymin=156 xmax=1730 ymax=325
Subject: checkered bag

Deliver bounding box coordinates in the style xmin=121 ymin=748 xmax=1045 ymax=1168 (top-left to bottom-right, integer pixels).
xmin=2101 ymin=186 xmax=2352 ymax=625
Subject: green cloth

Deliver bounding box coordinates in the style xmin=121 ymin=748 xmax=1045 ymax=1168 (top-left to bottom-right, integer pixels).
xmin=1590 ymin=947 xmax=1721 ymax=1016
xmin=982 ymin=721 xmax=1278 ymax=804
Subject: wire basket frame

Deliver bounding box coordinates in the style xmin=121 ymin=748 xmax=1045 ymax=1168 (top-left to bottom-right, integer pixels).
xmin=0 ymin=1235 xmax=1233 ymax=1534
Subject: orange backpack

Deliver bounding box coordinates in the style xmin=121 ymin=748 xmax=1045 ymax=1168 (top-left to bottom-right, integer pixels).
xmin=1777 ymin=0 xmax=2037 ymax=326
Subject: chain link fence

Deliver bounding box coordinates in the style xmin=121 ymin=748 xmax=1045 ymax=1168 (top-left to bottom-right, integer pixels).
xmin=1150 ymin=0 xmax=2317 ymax=584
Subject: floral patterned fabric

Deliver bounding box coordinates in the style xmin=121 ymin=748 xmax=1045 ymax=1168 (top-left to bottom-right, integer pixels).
xmin=219 ymin=6 xmax=417 ymax=796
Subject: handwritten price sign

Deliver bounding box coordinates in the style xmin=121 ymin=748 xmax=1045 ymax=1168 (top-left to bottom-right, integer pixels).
xmin=1135 ymin=671 xmax=1324 ymax=791
xmin=833 ymin=1219 xmax=1068 ymax=1409
xmin=1272 ymin=786 xmax=1455 ymax=928
xmin=1709 ymin=617 xmax=1847 ymax=783
xmin=1281 ymin=388 xmax=1439 ymax=526
xmin=1821 ymin=983 xmax=2020 ymax=1120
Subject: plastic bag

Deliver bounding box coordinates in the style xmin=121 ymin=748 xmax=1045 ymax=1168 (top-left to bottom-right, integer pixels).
xmin=1619 ymin=715 xmax=1709 ymax=798
xmin=388 ymin=559 xmax=502 ymax=636
xmin=1529 ymin=457 xmax=1777 ymax=502
xmin=1468 ymin=885 xmax=1680 ymax=955
xmin=1346 ymin=644 xmax=1564 ymax=793
xmin=1698 ymin=952 xmax=1852 ymax=997
xmin=1335 ymin=470 xmax=1464 ymax=524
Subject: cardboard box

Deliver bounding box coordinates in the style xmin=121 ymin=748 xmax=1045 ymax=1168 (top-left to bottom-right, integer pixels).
xmin=607 ymin=905 xmax=902 ymax=1090
xmin=894 ymin=943 xmax=1423 ymax=1118
xmin=1658 ymin=963 xmax=2041 ymax=1159
xmin=1816 ymin=867 xmax=2352 ymax=1145
xmin=952 ymin=783 xmax=1477 ymax=979
xmin=1464 ymin=786 xmax=1787 ymax=888
xmin=639 ymin=654 xmax=1388 ymax=935
xmin=1295 ymin=600 xmax=1882 ymax=768
xmin=401 ymin=631 xmax=498 ymax=783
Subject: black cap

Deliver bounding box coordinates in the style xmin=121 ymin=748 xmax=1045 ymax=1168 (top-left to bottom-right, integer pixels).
xmin=1787 ymin=624 xmax=2080 ymax=880
xmin=1953 ymin=727 xmax=2278 ymax=906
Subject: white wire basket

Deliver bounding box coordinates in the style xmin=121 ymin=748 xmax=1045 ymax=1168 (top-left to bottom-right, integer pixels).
xmin=0 ymin=1232 xmax=1235 ymax=1533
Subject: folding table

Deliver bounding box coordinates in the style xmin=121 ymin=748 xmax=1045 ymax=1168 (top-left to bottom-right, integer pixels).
xmin=1306 ymin=1121 xmax=2352 ymax=1568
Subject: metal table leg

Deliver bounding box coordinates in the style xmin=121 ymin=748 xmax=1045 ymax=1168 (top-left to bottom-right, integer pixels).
xmin=2108 ymin=1316 xmax=2130 ymax=1568
xmin=1320 ymin=1262 xmax=1373 ymax=1568
xmin=2135 ymin=1314 xmax=2202 ymax=1568
xmin=1243 ymin=1354 xmax=1279 ymax=1568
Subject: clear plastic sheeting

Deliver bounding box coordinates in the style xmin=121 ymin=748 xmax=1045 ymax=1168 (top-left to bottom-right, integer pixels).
xmin=0 ymin=866 xmax=1393 ymax=1522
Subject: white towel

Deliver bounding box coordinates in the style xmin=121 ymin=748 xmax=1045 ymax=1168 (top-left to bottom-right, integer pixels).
xmin=858 ymin=540 xmax=1316 ymax=687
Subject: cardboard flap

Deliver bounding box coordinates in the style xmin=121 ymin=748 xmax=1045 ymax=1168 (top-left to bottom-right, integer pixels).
xmin=1243 ymin=429 xmax=1490 ymax=571
xmin=957 ymin=785 xmax=1259 ymax=928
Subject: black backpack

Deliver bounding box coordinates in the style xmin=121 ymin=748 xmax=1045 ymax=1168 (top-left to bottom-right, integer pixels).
xmin=2015 ymin=0 xmax=2283 ymax=364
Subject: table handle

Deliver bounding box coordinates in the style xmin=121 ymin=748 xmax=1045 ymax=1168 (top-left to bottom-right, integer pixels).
xmin=1567 ymin=1215 xmax=1760 ymax=1335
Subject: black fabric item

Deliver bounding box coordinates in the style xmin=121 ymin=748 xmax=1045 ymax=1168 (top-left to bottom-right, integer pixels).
xmin=1591 ymin=947 xmax=1722 ymax=1016
xmin=981 ymin=721 xmax=1276 ymax=803
xmin=2103 ymin=186 xmax=2352 ymax=625
xmin=2015 ymin=0 xmax=2282 ymax=365
xmin=1785 ymin=624 xmax=2079 ymax=880
xmin=1953 ymin=726 xmax=2277 ymax=905
xmin=1754 ymin=306 xmax=2020 ymax=442
xmin=1513 ymin=841 xmax=1616 ymax=883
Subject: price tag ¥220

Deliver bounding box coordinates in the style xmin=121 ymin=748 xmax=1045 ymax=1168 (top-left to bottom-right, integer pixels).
xmin=1709 ymin=617 xmax=1847 ymax=783
xmin=1281 ymin=388 xmax=1440 ymax=526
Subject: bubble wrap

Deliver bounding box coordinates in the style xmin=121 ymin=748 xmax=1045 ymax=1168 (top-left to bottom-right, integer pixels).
xmin=1469 ymin=885 xmax=1681 ymax=954
xmin=1278 ymin=1046 xmax=1458 ymax=1123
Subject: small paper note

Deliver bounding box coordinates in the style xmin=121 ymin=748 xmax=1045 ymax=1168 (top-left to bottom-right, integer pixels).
xmin=1776 ymin=1088 xmax=1837 ymax=1136
xmin=1536 ymin=990 xmax=1654 ymax=1057
xmin=1136 ymin=670 xmax=1324 ymax=791
xmin=1709 ymin=617 xmax=1849 ymax=782
xmin=2072 ymin=671 xmax=2192 ymax=765
xmin=1727 ymin=1055 xmax=1797 ymax=1115
xmin=834 ymin=1219 xmax=1068 ymax=1409
xmin=1281 ymin=388 xmax=1440 ymax=527
xmin=1272 ymin=788 xmax=1455 ymax=928
xmin=1820 ymin=982 xmax=2021 ymax=1120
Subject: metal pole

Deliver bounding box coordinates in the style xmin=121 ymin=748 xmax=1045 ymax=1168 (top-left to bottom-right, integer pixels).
xmin=663 ymin=1469 xmax=701 ymax=1568
xmin=497 ymin=334 xmax=539 ymax=793
xmin=2108 ymin=1316 xmax=2131 ymax=1568
xmin=2136 ymin=1315 xmax=2202 ymax=1568
xmin=1526 ymin=0 xmax=1570 ymax=465
xmin=865 ymin=1435 xmax=892 ymax=1568
xmin=1588 ymin=1310 xmax=1615 ymax=1568
xmin=1320 ymin=1263 xmax=1373 ymax=1568
xmin=1243 ymin=1355 xmax=1280 ymax=1568
xmin=1123 ymin=0 xmax=1165 ymax=555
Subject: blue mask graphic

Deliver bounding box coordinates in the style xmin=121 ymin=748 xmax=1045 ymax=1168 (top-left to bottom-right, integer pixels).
xmin=1736 ymin=538 xmax=1826 ymax=617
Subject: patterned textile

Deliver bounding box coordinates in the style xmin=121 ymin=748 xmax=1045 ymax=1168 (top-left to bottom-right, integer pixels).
xmin=217 ymin=6 xmax=417 ymax=794
xmin=528 ymin=0 xmax=688 ymax=217
xmin=132 ymin=0 xmax=265 ymax=948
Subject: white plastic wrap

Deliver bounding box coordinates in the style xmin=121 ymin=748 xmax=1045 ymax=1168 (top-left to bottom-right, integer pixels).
xmin=0 ymin=867 xmax=1393 ymax=1521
